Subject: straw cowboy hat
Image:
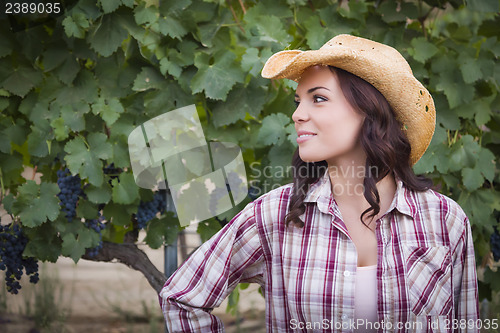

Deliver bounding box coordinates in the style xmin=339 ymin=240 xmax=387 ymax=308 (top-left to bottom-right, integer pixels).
xmin=261 ymin=34 xmax=435 ymax=166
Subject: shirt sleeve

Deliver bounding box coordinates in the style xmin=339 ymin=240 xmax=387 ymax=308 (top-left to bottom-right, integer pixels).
xmin=453 ymin=216 xmax=480 ymax=325
xmin=159 ymin=201 xmax=264 ymax=333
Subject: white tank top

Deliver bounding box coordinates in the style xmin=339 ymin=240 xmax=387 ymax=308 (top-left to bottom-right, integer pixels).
xmin=354 ymin=265 xmax=378 ymax=332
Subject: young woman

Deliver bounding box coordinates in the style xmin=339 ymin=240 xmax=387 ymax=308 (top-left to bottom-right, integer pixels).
xmin=159 ymin=34 xmax=479 ymax=332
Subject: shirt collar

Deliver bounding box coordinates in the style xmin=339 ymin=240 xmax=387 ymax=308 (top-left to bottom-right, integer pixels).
xmin=303 ymin=171 xmax=415 ymax=219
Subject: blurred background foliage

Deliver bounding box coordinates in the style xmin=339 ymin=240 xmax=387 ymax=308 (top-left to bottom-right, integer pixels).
xmin=0 ymin=0 xmax=499 ymax=314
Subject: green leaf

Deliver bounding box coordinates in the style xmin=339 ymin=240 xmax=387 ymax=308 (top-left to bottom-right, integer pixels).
xmin=159 ymin=58 xmax=182 ymax=78
xmin=85 ymin=183 xmax=112 ymax=204
xmin=134 ymin=3 xmax=159 ymax=25
xmin=257 ymin=113 xmax=291 ymax=146
xmin=62 ymin=14 xmax=90 ymax=39
xmin=461 ymin=167 xmax=484 ymax=191
xmin=253 ymin=15 xmax=292 ymax=47
xmin=460 ymin=57 xmax=483 ymax=84
xmin=144 ymin=213 xmax=180 ymax=249
xmin=212 ymin=81 xmax=267 ymax=127
xmin=196 ymin=218 xmax=221 ymax=243
xmin=111 ymin=172 xmax=139 ymax=204
xmin=12 ymin=181 xmax=60 ymax=228
xmin=477 ymin=148 xmax=496 ymax=182
xmin=43 ymin=45 xmax=80 ymax=84
xmin=103 ymin=203 xmax=132 ymax=226
xmin=378 ymin=1 xmax=406 ymax=23
xmin=466 ymin=0 xmax=499 ymax=12
xmin=76 ymin=199 xmax=99 ymax=219
xmin=88 ymin=13 xmax=129 ymax=57
xmin=191 ymin=51 xmax=245 ymax=101
xmin=241 ymin=48 xmax=261 ymax=77
xmin=409 ymin=37 xmax=439 ymax=63
xmin=28 ymin=123 xmax=52 ymax=157
xmin=132 ymin=67 xmax=165 ymax=91
xmin=99 ymin=0 xmax=122 ymax=13
xmin=1 ymin=66 xmax=43 ymax=97
xmin=51 ymin=117 xmax=69 ymax=141
xmin=435 ymin=71 xmax=474 ymax=109
xmin=158 ymin=16 xmax=188 ymax=40
xmin=449 ymin=135 xmax=480 ymax=171
xmin=64 ymin=133 xmax=113 ymax=186
xmin=102 ymin=224 xmax=129 ymax=243
xmin=304 ymin=16 xmax=332 ymax=50
xmin=91 ymin=97 xmax=125 ymax=126
xmin=23 ymin=223 xmax=61 ymax=262
xmin=61 ymin=229 xmax=95 ymax=263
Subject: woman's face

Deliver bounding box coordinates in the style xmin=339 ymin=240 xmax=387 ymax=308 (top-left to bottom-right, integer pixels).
xmin=292 ymin=65 xmax=366 ymax=165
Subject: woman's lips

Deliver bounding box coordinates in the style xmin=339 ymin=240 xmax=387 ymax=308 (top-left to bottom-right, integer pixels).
xmin=296 ymin=131 xmax=317 ymax=144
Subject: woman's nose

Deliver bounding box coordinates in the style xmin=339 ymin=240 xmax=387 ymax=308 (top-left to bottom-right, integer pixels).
xmin=292 ymin=103 xmax=309 ymax=123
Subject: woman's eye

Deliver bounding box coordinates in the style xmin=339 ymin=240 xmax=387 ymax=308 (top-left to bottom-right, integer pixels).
xmin=313 ymin=95 xmax=327 ymax=103
xmin=294 ymin=100 xmax=300 ymax=107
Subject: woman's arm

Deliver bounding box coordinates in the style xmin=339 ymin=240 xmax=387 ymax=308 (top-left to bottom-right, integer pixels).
xmin=159 ymin=201 xmax=264 ymax=333
xmin=453 ymin=216 xmax=480 ymax=323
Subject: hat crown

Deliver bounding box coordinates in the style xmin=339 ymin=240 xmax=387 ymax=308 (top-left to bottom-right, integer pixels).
xmin=320 ymin=34 xmax=413 ymax=75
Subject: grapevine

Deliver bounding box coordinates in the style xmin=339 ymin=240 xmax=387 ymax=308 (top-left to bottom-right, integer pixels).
xmin=56 ymin=168 xmax=84 ymax=222
xmin=0 ymin=222 xmax=39 ymax=294
xmin=136 ymin=191 xmax=167 ymax=229
xmin=85 ymin=214 xmax=106 ymax=257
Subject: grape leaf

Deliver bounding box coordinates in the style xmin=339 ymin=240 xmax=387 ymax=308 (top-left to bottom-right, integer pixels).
xmin=158 ymin=15 xmax=189 ymax=40
xmin=88 ymin=13 xmax=129 ymax=57
xmin=11 ymin=181 xmax=60 ymax=228
xmin=460 ymin=57 xmax=483 ymax=84
xmin=409 ymin=37 xmax=439 ymax=63
xmin=111 ymin=172 xmax=139 ymax=204
xmin=144 ymin=213 xmax=180 ymax=249
xmin=23 ymin=223 xmax=62 ymax=262
xmin=212 ymin=81 xmax=267 ymax=127
xmin=134 ymin=2 xmax=159 ymax=25
xmin=99 ymin=0 xmax=122 ymax=13
xmin=103 ymin=203 xmax=133 ymax=226
xmin=1 ymin=66 xmax=43 ymax=97
xmin=257 ymin=113 xmax=291 ymax=146
xmin=61 ymin=229 xmax=95 ymax=263
xmin=477 ymin=148 xmax=496 ymax=182
xmin=132 ymin=67 xmax=165 ymax=91
xmin=91 ymin=97 xmax=125 ymax=126
xmin=64 ymin=133 xmax=113 ymax=186
xmin=62 ymin=13 xmax=90 ymax=39
xmin=462 ymin=167 xmax=484 ymax=191
xmin=85 ymin=183 xmax=112 ymax=204
xmin=191 ymin=51 xmax=245 ymax=101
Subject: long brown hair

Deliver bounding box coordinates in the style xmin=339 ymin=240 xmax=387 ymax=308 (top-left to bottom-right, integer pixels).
xmin=284 ymin=66 xmax=433 ymax=228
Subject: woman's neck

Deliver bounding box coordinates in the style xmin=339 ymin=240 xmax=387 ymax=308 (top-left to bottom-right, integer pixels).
xmin=326 ymin=157 xmax=397 ymax=217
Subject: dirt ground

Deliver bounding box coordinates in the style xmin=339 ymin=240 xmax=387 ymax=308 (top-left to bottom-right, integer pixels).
xmin=0 ymin=230 xmax=267 ymax=333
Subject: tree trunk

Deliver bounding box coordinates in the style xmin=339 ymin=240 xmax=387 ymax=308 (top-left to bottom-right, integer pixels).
xmin=82 ymin=241 xmax=167 ymax=294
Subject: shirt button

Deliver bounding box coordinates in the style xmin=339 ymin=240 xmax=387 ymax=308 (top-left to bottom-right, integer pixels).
xmin=341 ymin=314 xmax=348 ymax=320
xmin=343 ymin=271 xmax=351 ymax=277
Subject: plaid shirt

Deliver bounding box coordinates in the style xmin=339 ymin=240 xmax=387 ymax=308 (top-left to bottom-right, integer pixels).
xmin=159 ymin=172 xmax=479 ymax=332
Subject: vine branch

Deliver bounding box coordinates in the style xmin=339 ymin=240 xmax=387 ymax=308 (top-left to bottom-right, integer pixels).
xmin=82 ymin=241 xmax=167 ymax=294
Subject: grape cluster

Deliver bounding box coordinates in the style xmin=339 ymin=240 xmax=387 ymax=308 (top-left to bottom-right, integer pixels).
xmin=57 ymin=168 xmax=84 ymax=222
xmin=136 ymin=191 xmax=167 ymax=229
xmin=85 ymin=214 xmax=106 ymax=257
xmin=491 ymin=227 xmax=500 ymax=261
xmin=0 ymin=223 xmax=39 ymax=294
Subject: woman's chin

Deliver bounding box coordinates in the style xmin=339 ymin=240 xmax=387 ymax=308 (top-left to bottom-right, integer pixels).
xmin=298 ymin=152 xmax=323 ymax=163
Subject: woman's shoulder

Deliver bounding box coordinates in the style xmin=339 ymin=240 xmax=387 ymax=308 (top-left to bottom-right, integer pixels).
xmin=403 ymin=184 xmax=470 ymax=238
